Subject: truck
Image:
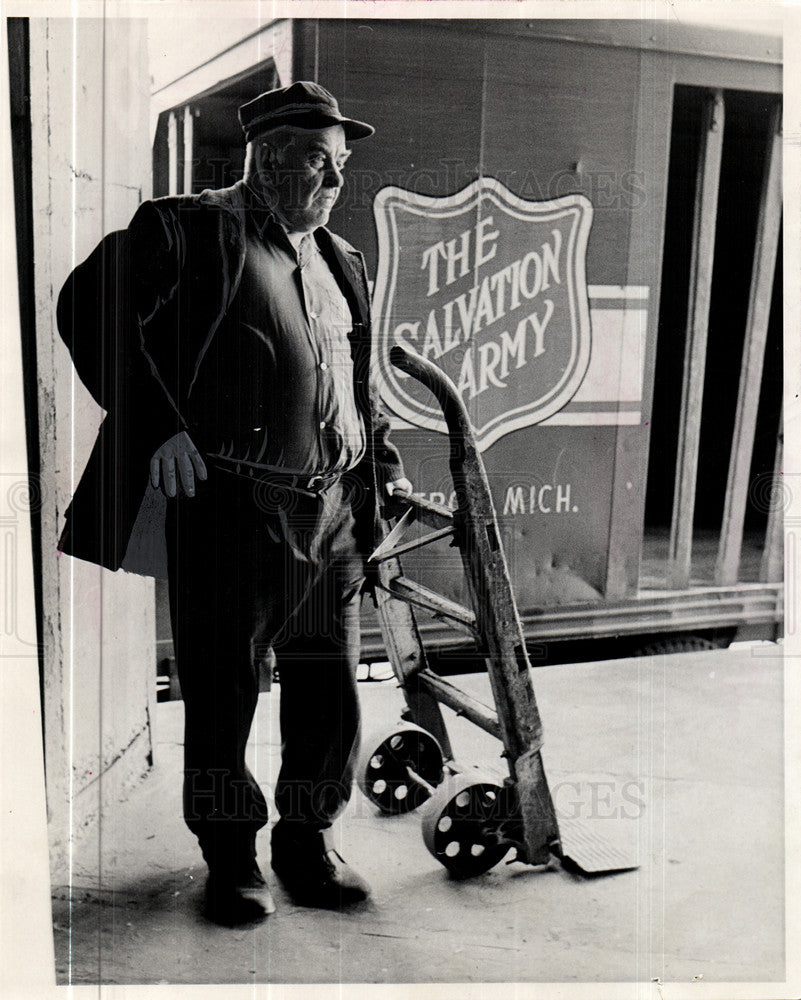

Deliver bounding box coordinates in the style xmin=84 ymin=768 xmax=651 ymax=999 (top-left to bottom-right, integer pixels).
xmin=150 ymin=16 xmax=783 ymax=686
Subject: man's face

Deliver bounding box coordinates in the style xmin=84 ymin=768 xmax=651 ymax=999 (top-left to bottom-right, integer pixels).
xmin=259 ymin=125 xmax=351 ymax=233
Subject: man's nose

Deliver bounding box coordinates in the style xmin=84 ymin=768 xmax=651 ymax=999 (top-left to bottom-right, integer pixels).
xmin=323 ymin=163 xmax=344 ymax=188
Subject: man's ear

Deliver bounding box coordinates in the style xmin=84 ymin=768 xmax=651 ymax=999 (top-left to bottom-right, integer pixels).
xmin=255 ymin=143 xmax=274 ymax=173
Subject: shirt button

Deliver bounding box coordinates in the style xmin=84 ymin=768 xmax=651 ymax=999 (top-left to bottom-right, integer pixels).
xmin=319 ymin=362 xmax=328 ymax=371
xmin=309 ymin=310 xmax=318 ymax=320
xmin=319 ymin=421 xmax=327 ymax=430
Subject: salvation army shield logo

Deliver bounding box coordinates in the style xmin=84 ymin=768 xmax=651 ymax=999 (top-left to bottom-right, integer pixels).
xmin=372 ymin=178 xmax=594 ymax=450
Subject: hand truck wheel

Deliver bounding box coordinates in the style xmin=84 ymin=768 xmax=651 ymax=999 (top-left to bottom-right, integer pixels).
xmin=421 ymin=774 xmax=512 ymax=878
xmin=357 ymin=723 xmax=445 ymax=814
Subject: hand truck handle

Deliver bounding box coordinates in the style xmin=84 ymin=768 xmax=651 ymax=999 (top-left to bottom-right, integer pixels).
xmin=389 ymin=345 xmax=474 ymax=448
xmin=389 ymin=345 xmax=490 ymax=509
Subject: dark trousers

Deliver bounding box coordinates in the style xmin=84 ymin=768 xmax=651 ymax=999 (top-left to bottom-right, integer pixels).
xmin=166 ymin=470 xmax=365 ymax=875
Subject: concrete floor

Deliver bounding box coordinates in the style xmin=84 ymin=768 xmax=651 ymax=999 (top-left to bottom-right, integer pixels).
xmin=50 ymin=643 xmax=785 ymax=986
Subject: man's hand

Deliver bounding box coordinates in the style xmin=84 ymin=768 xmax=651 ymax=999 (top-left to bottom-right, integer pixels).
xmin=385 ymin=478 xmax=413 ymax=497
xmin=150 ymin=431 xmax=208 ymax=498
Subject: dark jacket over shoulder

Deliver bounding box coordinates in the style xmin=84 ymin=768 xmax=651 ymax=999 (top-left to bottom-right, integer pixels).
xmin=57 ymin=183 xmax=403 ymax=576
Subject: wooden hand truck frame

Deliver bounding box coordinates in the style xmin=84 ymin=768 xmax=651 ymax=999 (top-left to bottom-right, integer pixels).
xmin=359 ymin=346 xmax=637 ymax=878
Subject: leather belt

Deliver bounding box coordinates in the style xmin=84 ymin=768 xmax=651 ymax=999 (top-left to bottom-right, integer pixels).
xmin=211 ymin=457 xmax=341 ymax=494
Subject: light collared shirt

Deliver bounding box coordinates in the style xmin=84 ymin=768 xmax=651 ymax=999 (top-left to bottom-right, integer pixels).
xmin=192 ymin=187 xmax=366 ymax=477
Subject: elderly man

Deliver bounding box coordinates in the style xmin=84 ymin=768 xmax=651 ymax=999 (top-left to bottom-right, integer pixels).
xmin=57 ymin=82 xmax=411 ymax=925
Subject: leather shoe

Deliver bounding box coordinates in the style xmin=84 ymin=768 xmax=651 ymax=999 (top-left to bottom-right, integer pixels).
xmin=204 ymin=864 xmax=276 ymax=926
xmin=270 ymin=825 xmax=370 ymax=909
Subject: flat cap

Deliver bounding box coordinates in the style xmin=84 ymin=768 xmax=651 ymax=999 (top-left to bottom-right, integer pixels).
xmin=238 ymin=81 xmax=375 ymax=142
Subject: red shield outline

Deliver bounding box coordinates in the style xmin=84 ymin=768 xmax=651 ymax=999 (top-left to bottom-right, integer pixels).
xmin=372 ymin=177 xmax=594 ymax=451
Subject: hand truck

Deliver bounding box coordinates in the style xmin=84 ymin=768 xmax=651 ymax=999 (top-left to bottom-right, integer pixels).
xmin=359 ymin=346 xmax=638 ymax=878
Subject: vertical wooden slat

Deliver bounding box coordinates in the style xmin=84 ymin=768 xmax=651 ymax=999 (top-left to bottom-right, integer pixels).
xmin=760 ymin=417 xmax=784 ymax=583
xmin=167 ymin=110 xmax=178 ymax=196
xmin=668 ymin=90 xmax=725 ymax=589
xmin=604 ymin=48 xmax=671 ymax=598
xmin=716 ymin=102 xmax=783 ymax=585
xmin=182 ymin=105 xmax=194 ymax=195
